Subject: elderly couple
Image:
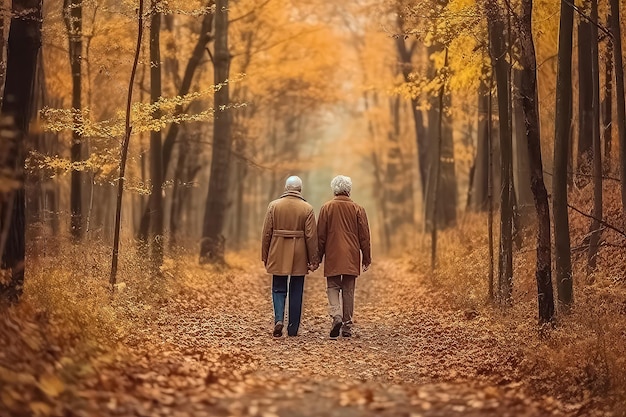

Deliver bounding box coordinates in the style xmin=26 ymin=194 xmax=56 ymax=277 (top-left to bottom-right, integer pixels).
xmin=261 ymin=175 xmax=371 ymax=339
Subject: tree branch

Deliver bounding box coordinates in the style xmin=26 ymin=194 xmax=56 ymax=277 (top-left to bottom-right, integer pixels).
xmin=567 ymin=203 xmax=626 ymax=238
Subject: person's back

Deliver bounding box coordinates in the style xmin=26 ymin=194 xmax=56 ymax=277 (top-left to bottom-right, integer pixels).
xmin=263 ymin=193 xmax=317 ymax=275
xmin=261 ymin=176 xmax=318 ymax=338
xmin=318 ymin=196 xmax=368 ymax=277
xmin=318 ymin=175 xmax=371 ymax=338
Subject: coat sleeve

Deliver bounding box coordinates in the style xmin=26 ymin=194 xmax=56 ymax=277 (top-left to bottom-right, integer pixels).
xmin=304 ymin=207 xmax=319 ymax=265
xmin=357 ymin=206 xmax=371 ymax=266
xmin=317 ymin=205 xmax=327 ymax=262
xmin=261 ymin=203 xmax=274 ymax=264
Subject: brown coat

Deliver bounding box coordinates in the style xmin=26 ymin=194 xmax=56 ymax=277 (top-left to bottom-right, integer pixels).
xmin=317 ymin=195 xmax=371 ymax=277
xmin=261 ymin=191 xmax=319 ymax=276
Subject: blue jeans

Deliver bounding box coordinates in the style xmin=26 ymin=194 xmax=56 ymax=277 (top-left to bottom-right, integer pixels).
xmin=272 ymin=275 xmax=304 ymax=336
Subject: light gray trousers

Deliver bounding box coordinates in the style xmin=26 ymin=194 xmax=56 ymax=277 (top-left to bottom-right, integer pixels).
xmin=326 ymin=275 xmax=356 ymax=328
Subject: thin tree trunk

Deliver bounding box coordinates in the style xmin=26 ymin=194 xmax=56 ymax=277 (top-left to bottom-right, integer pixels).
xmin=519 ymin=0 xmax=555 ymax=324
xmin=0 ymin=2 xmax=6 ymax=103
xmin=609 ymin=0 xmax=626 ymax=228
xmin=603 ymin=28 xmax=613 ymax=174
xmin=110 ymin=0 xmax=144 ymax=286
xmin=64 ymin=0 xmax=83 ymax=239
xmin=587 ymin=0 xmax=602 ymax=271
xmin=577 ymin=17 xmax=593 ymax=178
xmin=149 ymin=0 xmax=163 ymax=268
xmin=487 ymin=75 xmax=495 ymax=302
xmin=487 ymin=1 xmax=513 ymax=305
xmin=0 ymin=0 xmax=42 ymax=304
xmin=199 ymin=0 xmax=231 ymax=264
xmin=431 ymin=49 xmax=448 ymax=271
xmin=553 ymin=0 xmax=575 ymax=309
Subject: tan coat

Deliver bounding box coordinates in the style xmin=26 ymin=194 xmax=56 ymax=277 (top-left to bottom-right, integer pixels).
xmin=261 ymin=191 xmax=319 ymax=276
xmin=317 ymin=195 xmax=371 ymax=277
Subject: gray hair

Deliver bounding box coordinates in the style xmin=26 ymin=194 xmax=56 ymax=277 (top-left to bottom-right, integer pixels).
xmin=285 ymin=175 xmax=303 ymax=191
xmin=331 ymin=175 xmax=352 ymax=196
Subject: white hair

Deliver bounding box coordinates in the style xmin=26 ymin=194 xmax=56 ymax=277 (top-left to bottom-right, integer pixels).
xmin=331 ymin=175 xmax=352 ymax=196
xmin=285 ymin=175 xmax=303 ymax=191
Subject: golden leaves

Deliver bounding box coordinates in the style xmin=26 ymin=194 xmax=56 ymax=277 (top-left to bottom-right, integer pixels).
xmin=37 ymin=374 xmax=66 ymax=398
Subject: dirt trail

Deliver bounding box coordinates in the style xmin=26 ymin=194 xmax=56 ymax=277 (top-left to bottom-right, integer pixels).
xmin=73 ymin=259 xmax=610 ymax=417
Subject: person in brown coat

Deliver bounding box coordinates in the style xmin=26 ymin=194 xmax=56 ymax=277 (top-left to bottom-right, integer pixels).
xmin=262 ymin=176 xmax=319 ymax=337
xmin=317 ymin=175 xmax=371 ymax=338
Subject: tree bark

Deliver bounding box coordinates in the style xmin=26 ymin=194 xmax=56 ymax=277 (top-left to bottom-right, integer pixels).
xmin=199 ymin=0 xmax=231 ymax=264
xmin=487 ymin=1 xmax=513 ymax=305
xmin=603 ymin=27 xmax=612 ymax=174
xmin=0 ymin=0 xmax=42 ymax=304
xmin=587 ymin=0 xmax=602 ymax=270
xmin=149 ymin=0 xmax=163 ymax=268
xmin=577 ymin=18 xmax=593 ymax=178
xmin=609 ymin=0 xmax=626 ymax=228
xmin=553 ymin=0 xmax=575 ymax=308
xmin=63 ymin=0 xmax=83 ymax=239
xmin=519 ymin=0 xmax=555 ymax=324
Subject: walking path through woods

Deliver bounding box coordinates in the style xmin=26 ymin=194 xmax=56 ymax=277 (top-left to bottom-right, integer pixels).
xmin=6 ymin=257 xmax=614 ymax=417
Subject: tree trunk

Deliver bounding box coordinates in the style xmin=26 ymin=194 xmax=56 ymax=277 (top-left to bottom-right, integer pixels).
xmin=110 ymin=0 xmax=144 ymax=286
xmin=425 ymin=44 xmax=457 ymax=232
xmin=430 ymin=49 xmax=448 ymax=271
xmin=487 ymin=75 xmax=495 ymax=301
xmin=169 ymin=138 xmax=186 ymax=249
xmin=609 ymin=0 xmax=626 ymax=228
xmin=519 ymin=0 xmax=555 ymax=324
xmin=587 ymin=0 xmax=602 ymax=270
xmin=487 ymin=1 xmax=513 ymax=305
xmin=553 ymin=0 xmax=575 ymax=309
xmin=138 ymin=1 xmax=215 ymax=242
xmin=0 ymin=0 xmax=42 ymax=304
xmin=149 ymin=0 xmax=163 ymax=268
xmin=603 ymin=28 xmax=612 ymax=174
xmin=199 ymin=0 xmax=231 ymax=264
xmin=513 ymin=69 xmax=533 ymax=225
xmin=64 ymin=0 xmax=83 ymax=239
xmin=395 ymin=36 xmax=428 ymax=197
xmin=0 ymin=2 xmax=6 ymax=103
xmin=577 ymin=17 xmax=593 ymax=180
xmin=472 ymin=75 xmax=490 ymax=211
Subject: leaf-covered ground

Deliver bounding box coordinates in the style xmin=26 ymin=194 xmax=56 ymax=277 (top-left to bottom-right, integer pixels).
xmin=1 ymin=256 xmax=618 ymax=417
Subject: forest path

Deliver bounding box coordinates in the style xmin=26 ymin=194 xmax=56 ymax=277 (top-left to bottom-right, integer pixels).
xmin=77 ymin=258 xmax=596 ymax=417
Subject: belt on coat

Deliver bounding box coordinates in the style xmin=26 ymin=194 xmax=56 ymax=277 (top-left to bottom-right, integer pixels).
xmin=272 ymin=229 xmax=305 ymax=238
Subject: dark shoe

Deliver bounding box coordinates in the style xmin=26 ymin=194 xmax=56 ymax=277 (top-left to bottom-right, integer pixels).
xmin=287 ymin=323 xmax=299 ymax=337
xmin=273 ymin=321 xmax=283 ymax=337
xmin=330 ymin=316 xmax=342 ymax=338
xmin=342 ymin=322 xmax=352 ymax=337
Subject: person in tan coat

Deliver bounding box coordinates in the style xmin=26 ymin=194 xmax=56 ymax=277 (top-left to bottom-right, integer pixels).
xmin=262 ymin=176 xmax=319 ymax=337
xmin=318 ymin=175 xmax=371 ymax=338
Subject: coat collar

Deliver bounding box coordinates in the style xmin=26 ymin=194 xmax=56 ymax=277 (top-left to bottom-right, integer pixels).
xmin=280 ymin=190 xmax=306 ymax=201
xmin=333 ymin=194 xmax=352 ymax=202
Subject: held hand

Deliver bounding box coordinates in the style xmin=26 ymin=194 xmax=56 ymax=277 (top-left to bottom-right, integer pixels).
xmin=362 ymin=263 xmax=370 ymax=272
xmin=308 ymin=263 xmax=319 ymax=271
